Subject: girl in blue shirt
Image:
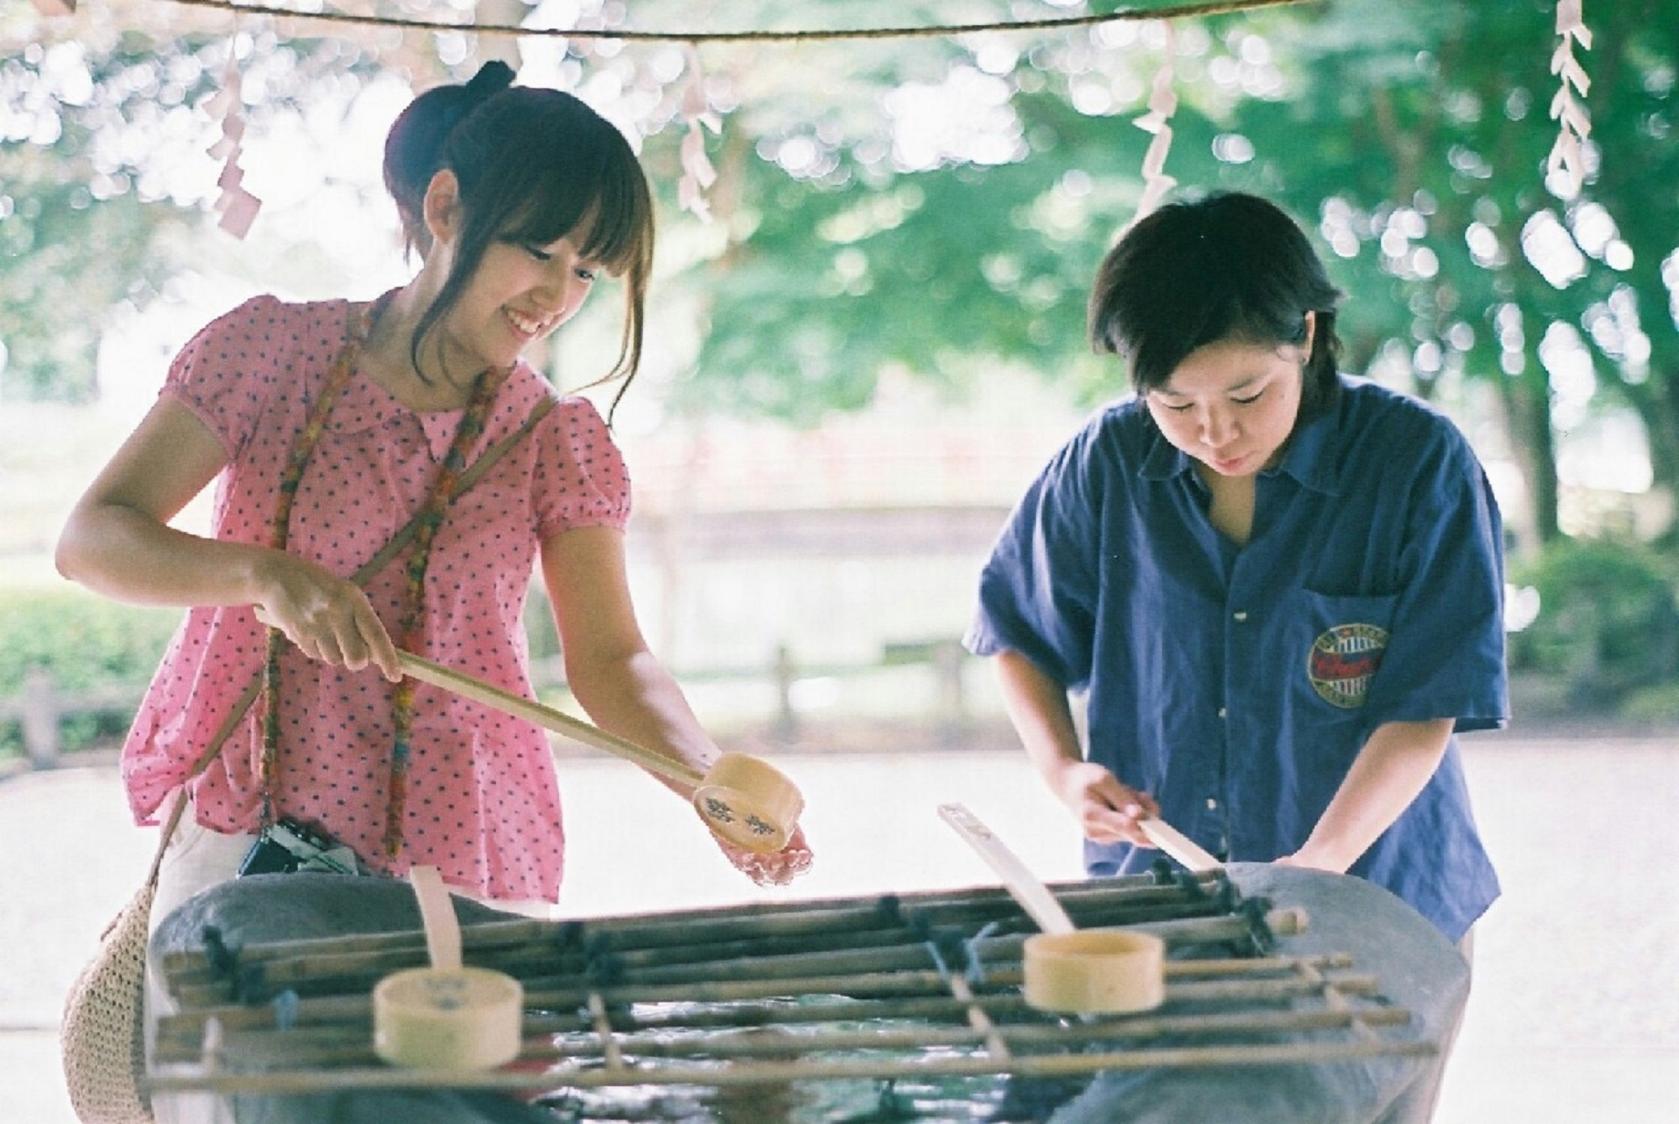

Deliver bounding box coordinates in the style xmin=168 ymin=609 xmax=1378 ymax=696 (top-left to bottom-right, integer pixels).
xmin=967 ymin=192 xmax=1504 ymax=942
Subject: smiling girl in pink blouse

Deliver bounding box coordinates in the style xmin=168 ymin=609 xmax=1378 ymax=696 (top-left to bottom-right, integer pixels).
xmin=57 ymin=63 xmax=813 ymax=926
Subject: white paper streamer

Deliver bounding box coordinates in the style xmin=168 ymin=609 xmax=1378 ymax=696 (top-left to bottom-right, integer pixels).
xmin=208 ymin=51 xmax=262 ymax=239
xmin=1546 ymin=0 xmax=1592 ymax=197
xmin=218 ymin=188 xmax=262 ymax=238
xmin=678 ymin=42 xmax=722 ymax=221
xmin=1131 ymin=23 xmax=1179 ymax=222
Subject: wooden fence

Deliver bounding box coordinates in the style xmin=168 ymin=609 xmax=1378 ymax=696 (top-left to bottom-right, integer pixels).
xmin=0 ymin=640 xmax=975 ymax=774
xmin=0 ymin=667 xmax=142 ymax=773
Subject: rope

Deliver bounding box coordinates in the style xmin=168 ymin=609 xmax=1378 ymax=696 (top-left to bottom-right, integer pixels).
xmin=160 ymin=0 xmax=1315 ymax=44
xmin=962 ymin=920 xmax=1003 ymax=986
xmin=271 ymin=988 xmax=300 ymax=1032
xmin=201 ymin=925 xmax=238 ymax=981
xmin=920 ymin=929 xmax=965 ymax=982
xmin=1239 ymin=895 xmax=1278 ymax=956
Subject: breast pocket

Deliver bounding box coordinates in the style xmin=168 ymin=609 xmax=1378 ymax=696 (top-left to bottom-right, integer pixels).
xmin=1290 ymin=590 xmax=1400 ymax=714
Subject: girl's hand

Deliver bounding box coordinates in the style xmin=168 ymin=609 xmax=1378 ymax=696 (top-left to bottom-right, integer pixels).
xmin=1052 ymin=761 xmax=1161 ymax=847
xmin=714 ymin=825 xmax=814 ymax=887
xmin=253 ymin=554 xmax=402 ymax=681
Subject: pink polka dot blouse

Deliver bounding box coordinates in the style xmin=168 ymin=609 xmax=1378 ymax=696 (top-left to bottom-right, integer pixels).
xmin=121 ymin=294 xmax=631 ymax=903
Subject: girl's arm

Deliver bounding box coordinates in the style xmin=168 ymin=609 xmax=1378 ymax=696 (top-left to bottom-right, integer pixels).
xmin=995 ymin=648 xmax=1158 ymax=846
xmin=55 ymin=397 xmax=400 ymax=679
xmin=58 ymin=398 xmax=257 ymax=604
xmin=1281 ymin=717 xmax=1453 ymax=872
xmin=540 ymin=524 xmax=811 ymax=884
xmin=539 ymin=525 xmax=717 ymax=777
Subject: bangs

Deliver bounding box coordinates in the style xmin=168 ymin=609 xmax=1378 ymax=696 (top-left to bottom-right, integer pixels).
xmin=497 ymin=148 xmax=651 ymax=277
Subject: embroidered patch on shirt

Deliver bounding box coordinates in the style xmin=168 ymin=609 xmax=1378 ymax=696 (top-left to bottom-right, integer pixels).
xmin=1307 ymin=623 xmax=1389 ymax=708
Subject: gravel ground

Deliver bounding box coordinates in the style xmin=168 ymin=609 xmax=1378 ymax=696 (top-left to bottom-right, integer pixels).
xmin=3 ymin=736 xmax=1674 ymax=1122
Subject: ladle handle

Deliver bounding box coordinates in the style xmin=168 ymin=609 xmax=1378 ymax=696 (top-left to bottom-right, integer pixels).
xmin=938 ymin=803 xmax=1076 ymax=936
xmin=1138 ymin=817 xmax=1223 ymax=873
xmin=408 ymin=865 xmax=461 ymax=972
xmin=392 ymin=651 xmax=702 ymax=786
xmin=251 ymin=606 xmax=701 ymax=786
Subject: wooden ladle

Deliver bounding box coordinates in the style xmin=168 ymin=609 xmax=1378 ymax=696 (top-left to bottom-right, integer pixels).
xmin=391 ymin=650 xmax=802 ymax=853
xmin=1138 ymin=817 xmax=1223 ymax=874
xmin=256 ymin=610 xmax=802 ymax=853
xmin=372 ymin=865 xmax=523 ymax=1069
xmin=939 ymin=803 xmax=1165 ymax=1015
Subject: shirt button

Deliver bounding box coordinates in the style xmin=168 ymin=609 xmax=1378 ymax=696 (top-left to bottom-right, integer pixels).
xmin=1217 ymin=706 xmax=1228 ymax=719
xmin=1206 ymin=797 xmax=1219 ymax=810
xmin=1233 ymin=610 xmax=1249 ymax=622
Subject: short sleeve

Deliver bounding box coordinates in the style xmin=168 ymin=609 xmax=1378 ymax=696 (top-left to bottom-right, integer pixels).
xmin=964 ymin=418 xmax=1105 ymax=691
xmin=532 ymin=397 xmax=631 ymax=540
xmin=1362 ymin=419 xmax=1509 ymax=731
xmin=159 ymin=295 xmax=292 ymax=461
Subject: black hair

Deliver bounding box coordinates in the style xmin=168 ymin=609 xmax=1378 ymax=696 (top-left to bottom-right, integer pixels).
xmin=1088 ymin=191 xmax=1343 ymax=419
xmin=382 ymin=61 xmax=655 ymax=407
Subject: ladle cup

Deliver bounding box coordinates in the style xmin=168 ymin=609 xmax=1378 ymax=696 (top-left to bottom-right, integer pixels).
xmin=372 ymin=866 xmax=523 ymax=1069
xmin=939 ymin=803 xmax=1165 ymax=1015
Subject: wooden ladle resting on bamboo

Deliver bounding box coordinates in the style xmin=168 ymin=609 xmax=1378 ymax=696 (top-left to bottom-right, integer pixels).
xmin=256 ymin=609 xmax=802 ymax=853
xmin=939 ymin=802 xmax=1165 ymax=1015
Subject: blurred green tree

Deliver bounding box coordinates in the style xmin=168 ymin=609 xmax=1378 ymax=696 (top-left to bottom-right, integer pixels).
xmin=0 ymin=5 xmax=410 ymax=401
xmin=647 ymin=1 xmax=1675 ymax=547
xmin=1227 ymin=0 xmax=1678 ymax=548
xmin=0 ymin=26 xmax=200 ymax=401
xmin=6 ymin=0 xmax=1673 ymax=549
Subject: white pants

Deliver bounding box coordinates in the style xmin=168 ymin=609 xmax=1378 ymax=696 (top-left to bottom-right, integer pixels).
xmin=143 ymin=811 xmax=556 ymax=1123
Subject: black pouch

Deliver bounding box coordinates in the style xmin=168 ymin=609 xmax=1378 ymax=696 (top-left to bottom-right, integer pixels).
xmin=238 ymin=816 xmax=363 ymax=877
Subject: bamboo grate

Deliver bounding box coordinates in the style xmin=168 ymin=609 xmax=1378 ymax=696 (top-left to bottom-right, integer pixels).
xmin=145 ymin=866 xmax=1431 ymax=1100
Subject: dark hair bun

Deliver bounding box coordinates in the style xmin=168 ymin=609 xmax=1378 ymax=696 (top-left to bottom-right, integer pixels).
xmin=383 ymin=62 xmax=517 ymax=251
xmin=464 ymin=60 xmax=515 ymax=101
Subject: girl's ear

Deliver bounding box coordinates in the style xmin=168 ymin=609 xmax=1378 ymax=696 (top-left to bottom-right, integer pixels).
xmin=1302 ymin=309 xmax=1318 ymax=357
xmin=422 ymin=169 xmax=462 ymax=249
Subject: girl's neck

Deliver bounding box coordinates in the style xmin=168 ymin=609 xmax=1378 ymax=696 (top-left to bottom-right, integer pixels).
xmin=359 ymin=284 xmax=479 ymax=411
xmin=1197 ymin=467 xmax=1257 ymax=547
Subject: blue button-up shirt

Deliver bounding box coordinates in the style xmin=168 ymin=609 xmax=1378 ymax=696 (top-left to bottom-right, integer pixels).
xmin=966 ymin=377 xmax=1504 ymax=940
